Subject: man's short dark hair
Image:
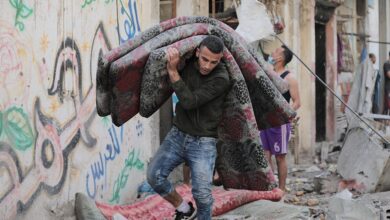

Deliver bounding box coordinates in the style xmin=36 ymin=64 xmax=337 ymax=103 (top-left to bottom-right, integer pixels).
xmin=369 ymin=53 xmax=375 ymax=59
xmin=199 ymin=35 xmax=224 ymax=54
xmin=281 ymin=45 xmax=293 ymax=66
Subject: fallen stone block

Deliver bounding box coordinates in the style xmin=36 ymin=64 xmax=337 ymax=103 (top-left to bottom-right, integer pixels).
xmin=327 ymin=190 xmax=390 ymax=220
xmin=327 ymin=190 xmax=380 ymax=220
xmin=359 ymin=191 xmax=390 ymax=219
xmin=216 ymin=200 xmax=310 ymax=220
xmin=74 ymin=193 xmax=106 ymax=220
xmin=337 ymin=125 xmax=390 ymax=192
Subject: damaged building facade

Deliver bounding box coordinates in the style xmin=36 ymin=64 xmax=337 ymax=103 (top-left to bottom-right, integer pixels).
xmin=253 ymin=0 xmax=390 ymax=158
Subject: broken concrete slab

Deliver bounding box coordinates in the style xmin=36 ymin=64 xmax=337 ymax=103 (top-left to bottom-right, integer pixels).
xmin=327 ymin=190 xmax=384 ymax=220
xmin=328 ymin=191 xmax=378 ymax=220
xmin=313 ymin=173 xmax=340 ymax=194
xmin=215 ymin=200 xmax=310 ymax=220
xmin=74 ymin=193 xmax=106 ymax=220
xmin=305 ymin=165 xmax=321 ymax=173
xmin=359 ymin=191 xmax=390 ymax=219
xmin=337 ymin=125 xmax=390 ymax=192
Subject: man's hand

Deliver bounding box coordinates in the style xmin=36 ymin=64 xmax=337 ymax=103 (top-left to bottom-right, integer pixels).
xmin=167 ymin=47 xmax=181 ymax=83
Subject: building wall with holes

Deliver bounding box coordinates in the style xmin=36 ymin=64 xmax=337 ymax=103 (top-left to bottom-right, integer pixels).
xmin=0 ymin=0 xmax=160 ymax=219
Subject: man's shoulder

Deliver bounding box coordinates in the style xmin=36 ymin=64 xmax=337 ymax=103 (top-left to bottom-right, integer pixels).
xmin=284 ymin=70 xmax=298 ymax=87
xmin=284 ymin=70 xmax=296 ymax=79
xmin=212 ymin=62 xmax=229 ymax=80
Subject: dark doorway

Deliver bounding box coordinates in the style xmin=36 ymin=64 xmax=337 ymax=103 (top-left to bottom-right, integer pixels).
xmin=315 ymin=23 xmax=326 ymax=142
xmin=209 ymin=0 xmax=224 ymax=14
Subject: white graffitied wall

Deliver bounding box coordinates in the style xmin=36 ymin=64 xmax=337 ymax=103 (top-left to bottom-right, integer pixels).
xmin=0 ymin=0 xmax=160 ymax=219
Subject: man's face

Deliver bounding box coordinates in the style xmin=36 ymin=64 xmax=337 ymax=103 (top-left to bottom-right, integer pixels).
xmin=271 ymin=47 xmax=285 ymax=65
xmin=196 ymin=46 xmax=223 ymax=75
xmin=370 ymin=56 xmax=376 ymax=64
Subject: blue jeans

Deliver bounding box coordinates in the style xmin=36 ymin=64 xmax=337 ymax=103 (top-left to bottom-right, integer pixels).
xmin=147 ymin=126 xmax=217 ymax=220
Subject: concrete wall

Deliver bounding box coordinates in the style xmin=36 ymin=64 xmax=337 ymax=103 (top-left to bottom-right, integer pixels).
xmin=258 ymin=0 xmax=316 ymax=157
xmin=0 ymin=0 xmax=160 ymax=219
xmin=177 ymin=0 xmax=209 ymax=17
xmin=298 ymin=0 xmax=316 ymax=155
xmin=326 ymin=14 xmax=338 ymax=142
xmin=367 ymin=0 xmax=380 ymax=70
xmin=337 ymin=0 xmax=359 ymax=65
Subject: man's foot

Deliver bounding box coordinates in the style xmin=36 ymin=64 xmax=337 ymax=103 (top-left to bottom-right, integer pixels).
xmin=174 ymin=202 xmax=197 ymax=220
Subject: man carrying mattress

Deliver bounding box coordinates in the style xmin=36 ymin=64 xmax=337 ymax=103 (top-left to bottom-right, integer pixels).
xmin=147 ymin=35 xmax=230 ymax=220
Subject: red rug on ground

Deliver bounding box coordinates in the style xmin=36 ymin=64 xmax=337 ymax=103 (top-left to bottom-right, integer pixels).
xmin=96 ymin=184 xmax=283 ymax=220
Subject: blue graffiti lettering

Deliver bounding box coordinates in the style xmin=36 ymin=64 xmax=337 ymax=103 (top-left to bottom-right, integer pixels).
xmin=116 ymin=0 xmax=140 ymax=44
xmin=85 ymin=125 xmax=122 ymax=198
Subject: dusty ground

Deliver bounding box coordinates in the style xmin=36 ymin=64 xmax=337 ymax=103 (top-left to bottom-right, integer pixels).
xmin=275 ymin=144 xmax=366 ymax=219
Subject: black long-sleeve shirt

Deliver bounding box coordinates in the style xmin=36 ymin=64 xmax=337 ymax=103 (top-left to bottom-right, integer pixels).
xmin=172 ymin=58 xmax=230 ymax=137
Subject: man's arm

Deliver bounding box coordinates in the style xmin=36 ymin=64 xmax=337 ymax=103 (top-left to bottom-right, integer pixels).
xmin=286 ymin=73 xmax=301 ymax=110
xmin=166 ymin=47 xmax=230 ymax=110
xmin=171 ymin=78 xmax=229 ymax=110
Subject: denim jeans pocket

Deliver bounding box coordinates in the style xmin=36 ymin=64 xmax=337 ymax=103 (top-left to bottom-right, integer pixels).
xmin=199 ymin=137 xmax=217 ymax=151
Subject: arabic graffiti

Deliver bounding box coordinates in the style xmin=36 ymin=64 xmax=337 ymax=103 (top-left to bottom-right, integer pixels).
xmin=81 ymin=0 xmax=114 ymax=9
xmin=109 ymin=148 xmax=144 ymax=204
xmin=116 ymin=0 xmax=140 ymax=44
xmin=0 ymin=22 xmax=113 ymax=219
xmin=9 ymin=0 xmax=33 ymax=31
xmin=85 ymin=125 xmax=121 ymax=199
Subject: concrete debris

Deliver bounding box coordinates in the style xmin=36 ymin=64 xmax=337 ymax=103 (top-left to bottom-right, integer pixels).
xmin=291 ymin=167 xmax=306 ymax=173
xmin=321 ymin=142 xmax=330 ymax=163
xmin=337 ymin=125 xmax=390 ymax=193
xmin=309 ymin=209 xmax=326 ymax=219
xmin=313 ymin=173 xmax=340 ymax=194
xmin=327 ymin=164 xmax=337 ymax=174
xmin=305 ymin=165 xmax=322 ymax=173
xmin=302 ymin=184 xmax=314 ymax=193
xmin=213 ymin=214 xmax=254 ymax=220
xmin=48 ymin=200 xmax=75 ymax=219
xmin=292 ymin=196 xmax=301 ymax=203
xmin=74 ymin=193 xmax=106 ymax=220
xmin=327 ymin=190 xmax=380 ymax=220
xmin=359 ymin=191 xmax=390 ymax=219
xmin=216 ymin=200 xmax=310 ymax=220
xmin=334 ymin=189 xmax=353 ymax=200
xmin=325 ymin=151 xmax=340 ymax=164
xmin=296 ymin=191 xmax=305 ymax=196
xmin=307 ymin=198 xmax=319 ymax=206
xmin=295 ymin=178 xmax=309 ymax=184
